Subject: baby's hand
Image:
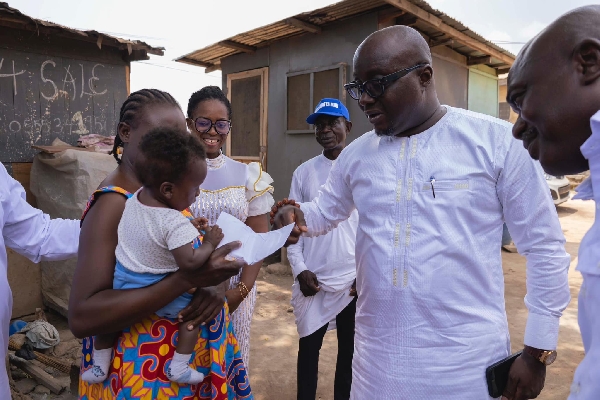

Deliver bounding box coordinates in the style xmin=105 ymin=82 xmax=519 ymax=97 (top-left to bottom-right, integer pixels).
xmin=203 ymin=225 xmax=224 ymax=248
xmin=191 ymin=217 xmax=209 ymax=233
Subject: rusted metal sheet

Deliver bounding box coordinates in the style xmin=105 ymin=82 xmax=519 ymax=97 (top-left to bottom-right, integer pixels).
xmin=0 ymin=2 xmax=163 ymax=60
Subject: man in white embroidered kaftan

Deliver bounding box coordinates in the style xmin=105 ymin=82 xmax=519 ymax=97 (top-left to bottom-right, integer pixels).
xmin=271 ymin=26 xmax=570 ymax=400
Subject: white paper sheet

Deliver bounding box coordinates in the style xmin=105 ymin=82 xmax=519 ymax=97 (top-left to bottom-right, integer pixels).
xmin=215 ymin=212 xmax=294 ymax=264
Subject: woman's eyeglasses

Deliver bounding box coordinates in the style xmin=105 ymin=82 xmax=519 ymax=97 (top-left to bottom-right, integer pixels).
xmin=190 ymin=117 xmax=232 ymax=135
xmin=344 ymin=63 xmax=428 ymax=100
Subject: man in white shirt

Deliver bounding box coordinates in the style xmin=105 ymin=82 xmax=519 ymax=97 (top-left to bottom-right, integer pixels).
xmin=287 ymin=98 xmax=358 ymax=400
xmin=272 ymin=26 xmax=570 ymax=400
xmin=507 ymin=6 xmax=600 ymax=399
xmin=0 ymin=164 xmax=79 ymax=397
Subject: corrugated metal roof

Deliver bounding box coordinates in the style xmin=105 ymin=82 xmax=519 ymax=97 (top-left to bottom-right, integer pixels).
xmin=0 ymin=2 xmax=164 ymax=61
xmin=176 ymin=0 xmax=514 ymax=71
xmin=407 ymin=0 xmax=514 ymax=60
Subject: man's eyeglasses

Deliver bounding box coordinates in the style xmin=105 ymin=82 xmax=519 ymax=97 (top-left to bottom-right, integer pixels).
xmin=189 ymin=117 xmax=232 ymax=135
xmin=344 ymin=63 xmax=428 ymax=100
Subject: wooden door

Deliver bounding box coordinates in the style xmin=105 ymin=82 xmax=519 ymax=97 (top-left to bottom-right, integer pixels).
xmin=225 ymin=67 xmax=268 ymax=169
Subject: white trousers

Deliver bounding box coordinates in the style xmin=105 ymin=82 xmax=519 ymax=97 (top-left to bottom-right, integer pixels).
xmin=568 ymin=273 xmax=600 ymax=399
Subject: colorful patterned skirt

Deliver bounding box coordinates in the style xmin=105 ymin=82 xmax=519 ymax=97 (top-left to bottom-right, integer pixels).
xmin=78 ymin=304 xmax=252 ymax=400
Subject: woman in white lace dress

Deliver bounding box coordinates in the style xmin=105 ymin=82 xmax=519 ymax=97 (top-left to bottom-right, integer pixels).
xmin=187 ymin=86 xmax=274 ymax=371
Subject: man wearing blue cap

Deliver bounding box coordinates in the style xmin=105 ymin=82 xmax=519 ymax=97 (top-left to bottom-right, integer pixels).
xmin=287 ymin=98 xmax=358 ymax=400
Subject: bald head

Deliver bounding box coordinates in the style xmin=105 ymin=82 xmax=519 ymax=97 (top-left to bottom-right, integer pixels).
xmin=354 ymin=25 xmax=432 ymax=72
xmin=508 ymin=5 xmax=600 ymax=176
xmin=514 ymin=5 xmax=600 ymax=74
xmin=549 ymin=4 xmax=600 ymax=42
xmin=351 ymin=26 xmax=440 ymax=137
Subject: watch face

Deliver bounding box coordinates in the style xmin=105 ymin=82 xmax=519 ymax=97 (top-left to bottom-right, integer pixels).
xmin=544 ymin=351 xmax=557 ymax=365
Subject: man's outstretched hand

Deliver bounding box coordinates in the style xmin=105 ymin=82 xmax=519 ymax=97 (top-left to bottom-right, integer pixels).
xmin=270 ymin=199 xmax=307 ymax=246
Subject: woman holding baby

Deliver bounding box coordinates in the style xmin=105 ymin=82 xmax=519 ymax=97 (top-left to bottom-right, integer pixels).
xmin=70 ymin=89 xmax=255 ymax=399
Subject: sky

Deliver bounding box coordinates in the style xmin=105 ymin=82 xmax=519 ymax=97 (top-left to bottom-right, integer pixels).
xmin=7 ymin=0 xmax=596 ymax=109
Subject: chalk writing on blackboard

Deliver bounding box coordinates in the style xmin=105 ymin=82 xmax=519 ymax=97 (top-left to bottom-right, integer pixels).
xmin=9 ymin=121 xmax=21 ymax=133
xmin=6 ymin=113 xmax=106 ymax=136
xmin=40 ymin=60 xmax=59 ymax=101
xmin=0 ymin=58 xmax=26 ymax=96
xmin=71 ymin=111 xmax=89 ymax=135
xmin=38 ymin=60 xmax=108 ymax=100
xmin=84 ymin=63 xmax=107 ymax=97
xmin=1 ymin=57 xmax=108 ymax=100
xmin=0 ymin=50 xmax=126 ymax=162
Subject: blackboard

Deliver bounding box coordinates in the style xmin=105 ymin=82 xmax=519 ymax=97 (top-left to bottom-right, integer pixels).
xmin=0 ymin=48 xmax=128 ymax=162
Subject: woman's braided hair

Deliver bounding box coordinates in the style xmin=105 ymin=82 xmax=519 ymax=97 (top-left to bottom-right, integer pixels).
xmin=110 ymin=89 xmax=180 ymax=164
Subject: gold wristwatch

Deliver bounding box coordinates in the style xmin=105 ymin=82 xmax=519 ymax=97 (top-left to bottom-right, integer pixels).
xmin=524 ymin=347 xmax=557 ymax=365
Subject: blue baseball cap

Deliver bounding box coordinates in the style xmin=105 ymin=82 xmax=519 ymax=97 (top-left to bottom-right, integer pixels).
xmin=306 ymin=98 xmax=350 ymax=124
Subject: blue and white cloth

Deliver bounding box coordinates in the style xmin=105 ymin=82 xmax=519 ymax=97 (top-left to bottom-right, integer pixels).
xmin=113 ymin=261 xmax=193 ymax=319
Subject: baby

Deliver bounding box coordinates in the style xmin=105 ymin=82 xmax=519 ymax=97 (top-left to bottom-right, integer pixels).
xmin=82 ymin=127 xmax=222 ymax=385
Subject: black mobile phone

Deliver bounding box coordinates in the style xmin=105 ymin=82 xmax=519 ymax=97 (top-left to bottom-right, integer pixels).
xmin=486 ymin=351 xmax=522 ymax=398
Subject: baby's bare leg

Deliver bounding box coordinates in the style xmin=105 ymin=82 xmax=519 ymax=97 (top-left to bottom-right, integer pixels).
xmin=177 ymin=324 xmax=199 ymax=354
xmin=94 ymin=332 xmax=119 ymax=349
xmin=166 ymin=324 xmax=204 ymax=384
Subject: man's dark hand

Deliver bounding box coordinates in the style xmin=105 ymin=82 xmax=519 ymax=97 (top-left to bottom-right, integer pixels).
xmin=177 ymin=286 xmax=225 ymax=330
xmin=178 ymin=241 xmax=246 ymax=288
xmin=271 ymin=204 xmax=307 ymax=246
xmin=297 ymin=270 xmax=320 ymax=297
xmin=269 ymin=198 xmax=300 ymax=224
xmin=502 ymin=347 xmax=547 ymax=400
xmin=349 ymin=279 xmax=357 ymax=297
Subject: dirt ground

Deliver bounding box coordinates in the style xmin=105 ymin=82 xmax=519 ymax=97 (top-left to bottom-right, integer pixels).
xmin=249 ymin=198 xmax=592 ymax=400
xmin=8 ymin=313 xmax=80 ymax=400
